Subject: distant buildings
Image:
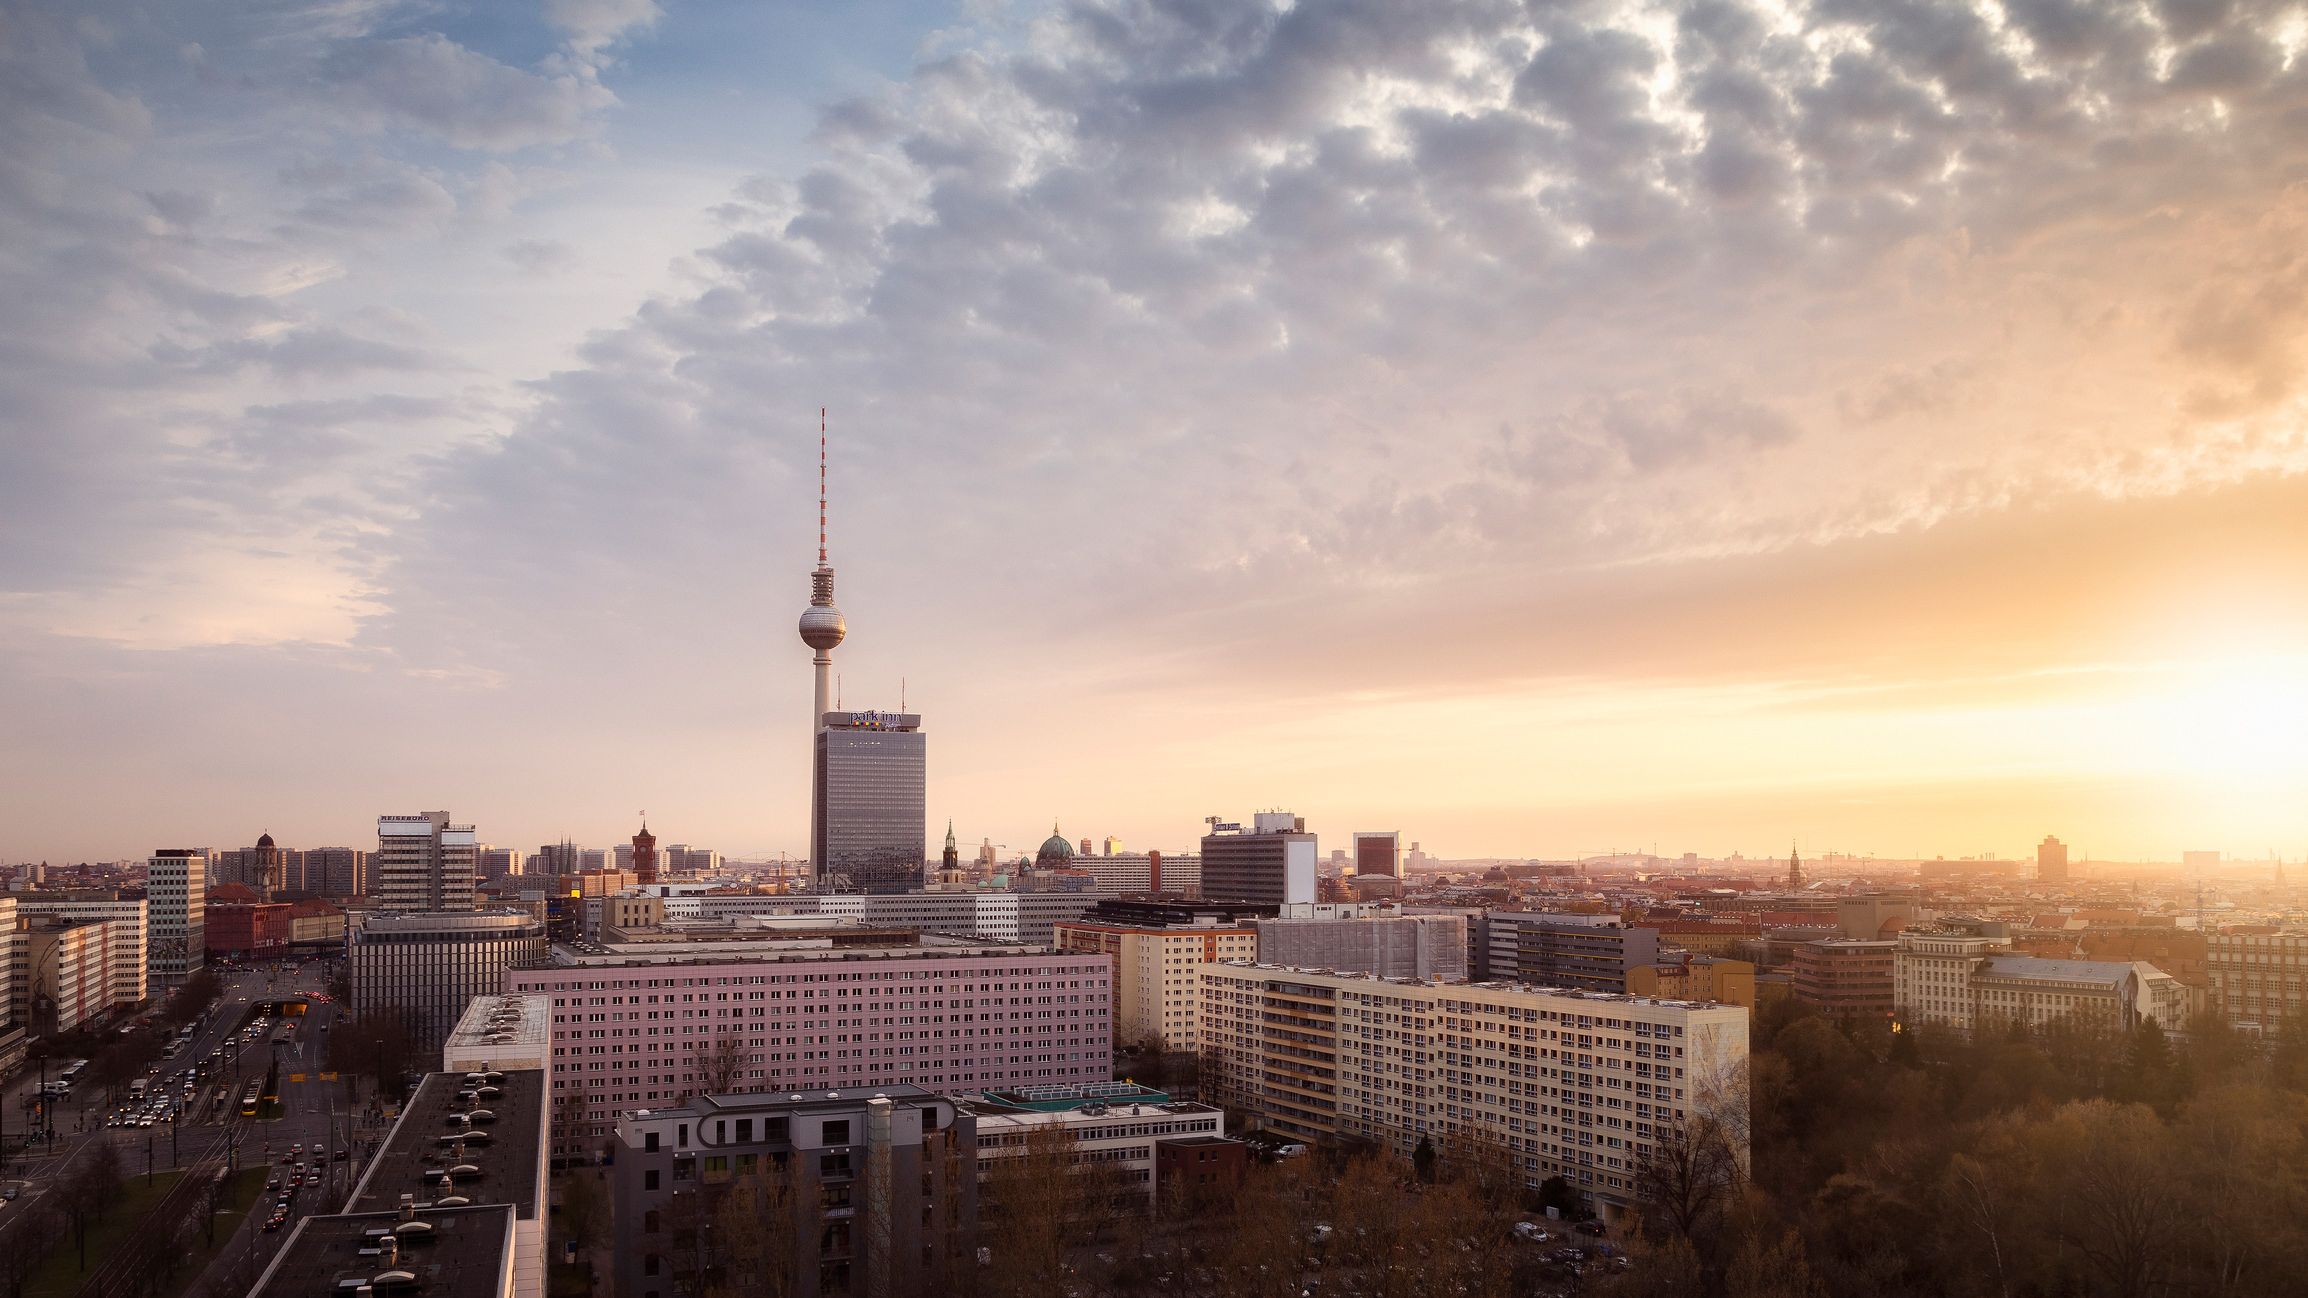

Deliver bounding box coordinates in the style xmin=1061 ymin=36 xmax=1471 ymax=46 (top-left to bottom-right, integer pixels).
xmin=300 ymin=846 xmax=370 ymax=897
xmin=376 ymin=812 xmax=478 ymax=911
xmin=1198 ymin=964 xmax=1750 ymax=1218
xmin=1476 ymin=912 xmax=1660 ymax=992
xmin=1353 ymin=831 xmax=1400 ymax=878
xmin=2208 ymin=932 xmax=2308 ymax=1031
xmin=1199 ymin=813 xmax=1317 ymax=906
xmin=1893 ymin=922 xmax=2186 ymax=1033
xmin=145 ymin=848 xmax=205 ymax=988
xmin=813 ymin=710 xmax=927 ymax=893
xmin=2037 ymin=836 xmax=2069 ymax=883
xmin=1789 ymin=940 xmax=1896 ymax=1021
xmin=1253 ymin=913 xmax=1468 ymax=981
xmin=1054 ymin=918 xmax=1259 ymax=1053
xmin=17 ymin=914 xmax=121 ymax=1034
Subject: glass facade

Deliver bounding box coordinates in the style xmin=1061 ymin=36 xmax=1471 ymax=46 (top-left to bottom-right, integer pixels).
xmin=813 ymin=714 xmax=926 ymax=893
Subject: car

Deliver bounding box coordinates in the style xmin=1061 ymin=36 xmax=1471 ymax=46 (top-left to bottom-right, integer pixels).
xmin=262 ymin=1217 xmax=284 ymax=1232
xmin=332 ymin=1149 xmax=349 ymax=1161
xmin=1574 ymin=1221 xmax=1607 ymax=1237
xmin=267 ymin=1176 xmax=281 ymax=1190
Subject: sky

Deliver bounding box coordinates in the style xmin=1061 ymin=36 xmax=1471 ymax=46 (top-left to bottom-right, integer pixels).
xmin=6 ymin=0 xmax=2308 ymax=866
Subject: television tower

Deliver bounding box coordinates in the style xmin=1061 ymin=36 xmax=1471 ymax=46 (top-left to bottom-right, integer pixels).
xmin=797 ymin=411 xmax=847 ymax=874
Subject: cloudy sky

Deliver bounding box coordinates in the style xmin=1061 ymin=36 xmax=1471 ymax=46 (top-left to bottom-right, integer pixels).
xmin=7 ymin=0 xmax=2308 ymax=866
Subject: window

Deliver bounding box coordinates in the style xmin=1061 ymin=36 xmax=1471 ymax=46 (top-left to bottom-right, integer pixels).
xmin=644 ymin=1132 xmax=659 ymax=1153
xmin=644 ymin=1169 xmax=659 ymax=1190
xmin=823 ymin=1119 xmax=851 ymax=1144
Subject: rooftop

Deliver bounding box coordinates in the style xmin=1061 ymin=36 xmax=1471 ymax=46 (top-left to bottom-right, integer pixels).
xmin=441 ymin=993 xmax=549 ymax=1061
xmin=347 ymin=1068 xmax=545 ymax=1220
xmin=250 ymin=1204 xmax=516 ymax=1298
xmin=629 ymin=1083 xmax=947 ymax=1124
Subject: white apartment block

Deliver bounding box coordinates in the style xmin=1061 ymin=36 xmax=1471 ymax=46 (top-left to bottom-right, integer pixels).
xmin=14 ymin=895 xmax=147 ymax=1008
xmin=1895 ymin=928 xmax=2184 ymax=1033
xmin=145 ymin=850 xmax=205 ymax=988
xmin=961 ymin=1091 xmax=1228 ymax=1205
xmin=0 ymin=897 xmax=18 ymax=1029
xmin=1053 ymin=922 xmax=1259 ymax=1053
xmin=376 ymin=811 xmax=479 ymax=912
xmin=1197 ymin=965 xmax=1749 ymax=1215
xmin=660 ymin=891 xmax=1101 ymax=944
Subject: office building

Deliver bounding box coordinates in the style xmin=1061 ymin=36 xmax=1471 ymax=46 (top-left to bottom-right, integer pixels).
xmin=2209 ymin=932 xmax=2308 ymax=1031
xmin=508 ymin=938 xmax=1112 ymax=1162
xmin=15 ymin=892 xmax=148 ymax=1008
xmin=249 ymin=1063 xmax=549 ymax=1298
xmin=145 ymin=848 xmax=205 ymax=988
xmin=665 ymin=845 xmax=722 ymax=874
xmin=377 ymin=812 xmax=479 ymax=911
xmin=350 ymin=911 xmax=546 ymax=1050
xmin=1789 ymin=940 xmax=1896 ymax=1021
xmin=1199 ymin=813 xmax=1317 ymax=906
xmin=0 ymin=895 xmax=17 ymax=1025
xmin=1198 ymin=964 xmax=1750 ymax=1217
xmin=1253 ymin=913 xmax=1467 ymax=981
xmin=813 ymin=710 xmax=927 ymax=893
xmin=2037 ymin=836 xmax=2069 ymax=883
xmin=302 ymin=846 xmax=370 ymax=897
xmin=1353 ymin=831 xmax=1400 ymax=878
xmin=612 ymin=1086 xmax=973 ymax=1298
xmin=1054 ymin=919 xmax=1259 ymax=1053
xmin=1478 ymin=913 xmax=1660 ymax=991
xmin=962 ymin=1084 xmax=1234 ymax=1206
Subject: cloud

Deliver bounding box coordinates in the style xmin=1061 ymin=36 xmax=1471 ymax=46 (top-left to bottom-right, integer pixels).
xmin=323 ymin=34 xmax=615 ymax=152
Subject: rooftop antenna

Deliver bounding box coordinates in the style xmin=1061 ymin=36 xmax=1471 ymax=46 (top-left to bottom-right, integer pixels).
xmin=818 ymin=407 xmax=828 ymax=566
xmin=901 ymin=677 xmax=907 ymax=711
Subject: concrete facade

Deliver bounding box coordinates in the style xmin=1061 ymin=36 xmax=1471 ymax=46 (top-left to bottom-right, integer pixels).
xmin=1052 ymin=921 xmax=1258 ymax=1053
xmin=1253 ymin=914 xmax=1469 ymax=982
xmin=1198 ymin=964 xmax=1749 ymax=1217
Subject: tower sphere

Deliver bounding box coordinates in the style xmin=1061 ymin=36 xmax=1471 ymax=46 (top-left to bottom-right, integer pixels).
xmin=800 ymin=602 xmax=847 ymax=652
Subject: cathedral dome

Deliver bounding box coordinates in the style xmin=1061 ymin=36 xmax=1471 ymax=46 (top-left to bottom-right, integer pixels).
xmin=1035 ymin=824 xmax=1074 ymax=867
xmin=257 ymin=832 xmax=276 ymax=849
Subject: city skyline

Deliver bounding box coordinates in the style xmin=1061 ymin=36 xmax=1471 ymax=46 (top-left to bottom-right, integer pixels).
xmin=7 ymin=2 xmax=2308 ymax=864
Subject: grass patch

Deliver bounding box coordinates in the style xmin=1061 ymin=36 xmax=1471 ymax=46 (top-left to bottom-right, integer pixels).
xmin=22 ymin=1170 xmax=185 ymax=1298
xmin=178 ymin=1165 xmax=272 ymax=1271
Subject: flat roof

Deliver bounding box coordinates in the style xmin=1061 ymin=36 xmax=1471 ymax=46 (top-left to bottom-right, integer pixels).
xmin=348 ymin=1068 xmax=545 ymax=1220
xmin=250 ymin=1203 xmax=513 ymax=1298
xmin=628 ymin=1084 xmax=946 ymax=1123
xmin=442 ymin=994 xmax=549 ymax=1056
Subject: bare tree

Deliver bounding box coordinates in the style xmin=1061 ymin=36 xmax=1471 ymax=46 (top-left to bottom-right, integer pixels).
xmin=0 ymin=1201 xmax=59 ymax=1298
xmin=1633 ymin=1110 xmax=1743 ymax=1242
xmin=687 ymin=1033 xmax=750 ymax=1098
xmin=705 ymin=1170 xmax=798 ymax=1298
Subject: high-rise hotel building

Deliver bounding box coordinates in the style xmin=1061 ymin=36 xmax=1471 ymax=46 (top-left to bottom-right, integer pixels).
xmin=376 ymin=811 xmax=478 ymax=911
xmin=1198 ymin=965 xmax=1749 ymax=1216
xmin=812 ymin=711 xmax=927 ymax=894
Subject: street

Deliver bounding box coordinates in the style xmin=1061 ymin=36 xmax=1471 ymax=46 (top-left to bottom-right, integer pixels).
xmin=1 ymin=958 xmax=396 ymax=1296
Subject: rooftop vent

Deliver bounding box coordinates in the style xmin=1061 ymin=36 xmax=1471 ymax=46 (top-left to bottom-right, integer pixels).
xmin=393 ymin=1221 xmax=435 ymax=1239
xmin=435 ymin=1195 xmax=472 ymax=1208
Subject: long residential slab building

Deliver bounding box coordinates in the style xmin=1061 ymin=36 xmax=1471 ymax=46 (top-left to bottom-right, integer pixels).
xmin=1197 ymin=963 xmax=1749 ymax=1218
xmin=505 ymin=931 xmax=1113 ymax=1163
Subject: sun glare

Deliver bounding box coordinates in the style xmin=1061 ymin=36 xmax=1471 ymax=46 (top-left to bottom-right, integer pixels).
xmin=2150 ymin=655 xmax=2308 ymax=784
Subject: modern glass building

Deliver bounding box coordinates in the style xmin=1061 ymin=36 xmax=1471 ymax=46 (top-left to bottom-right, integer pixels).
xmin=812 ymin=710 xmax=926 ymax=893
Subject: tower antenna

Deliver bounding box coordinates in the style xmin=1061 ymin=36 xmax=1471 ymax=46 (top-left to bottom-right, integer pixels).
xmin=818 ymin=407 xmax=828 ymax=566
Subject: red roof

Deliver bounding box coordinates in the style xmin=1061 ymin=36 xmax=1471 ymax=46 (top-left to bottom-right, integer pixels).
xmin=208 ymin=882 xmax=259 ymax=903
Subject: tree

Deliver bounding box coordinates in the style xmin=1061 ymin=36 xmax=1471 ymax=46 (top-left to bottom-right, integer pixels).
xmin=1411 ymin=1133 xmax=1435 ymax=1183
xmin=706 ymin=1170 xmax=798 ymax=1298
xmin=0 ymin=1201 xmax=59 ymax=1298
xmin=1633 ymin=1110 xmax=1743 ymax=1242
xmin=61 ymin=1139 xmax=125 ymax=1272
xmin=687 ymin=1033 xmax=750 ymax=1098
xmin=979 ymin=1123 xmax=1085 ymax=1298
xmin=561 ymin=1168 xmax=609 ymax=1254
xmin=2032 ymin=1101 xmax=2184 ymax=1298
